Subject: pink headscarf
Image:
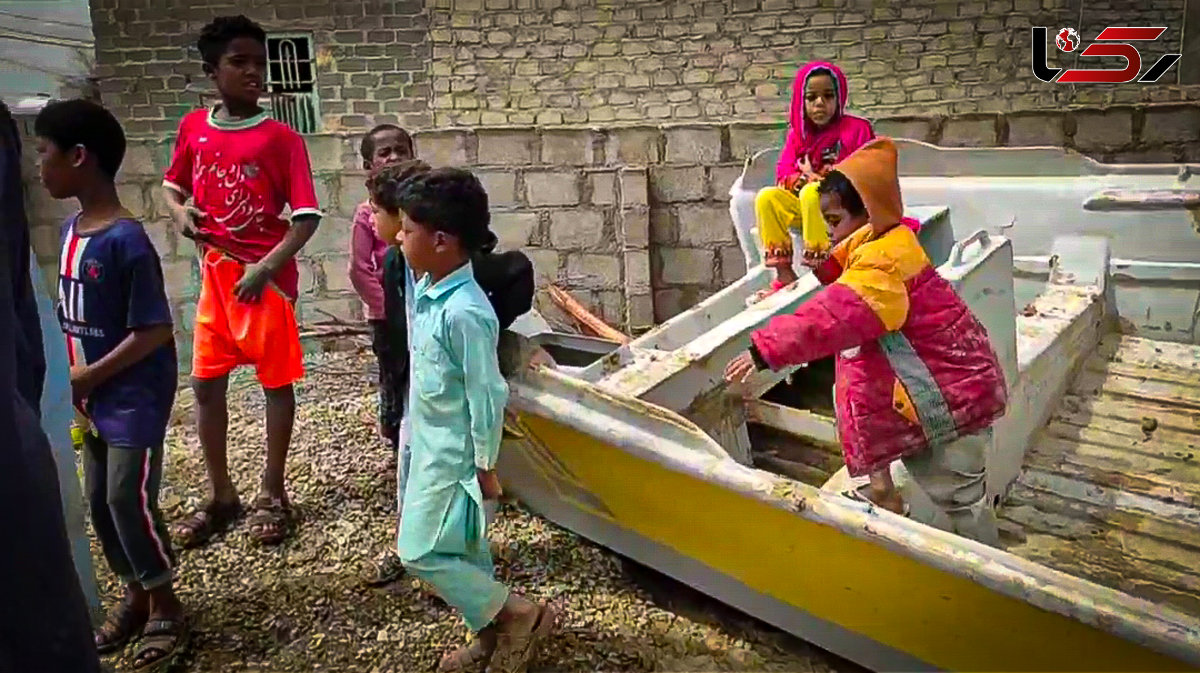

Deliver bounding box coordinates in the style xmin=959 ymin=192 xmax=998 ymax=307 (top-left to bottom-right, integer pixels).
xmin=775 ymin=61 xmax=875 ymax=183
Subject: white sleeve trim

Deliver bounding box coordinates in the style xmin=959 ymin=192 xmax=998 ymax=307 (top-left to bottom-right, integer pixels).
xmin=290 ymin=207 xmax=324 ymax=220
xmin=162 ymin=180 xmax=190 ymax=196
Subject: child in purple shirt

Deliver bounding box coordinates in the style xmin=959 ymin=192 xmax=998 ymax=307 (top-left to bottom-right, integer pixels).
xmin=348 ymin=124 xmax=414 ymax=457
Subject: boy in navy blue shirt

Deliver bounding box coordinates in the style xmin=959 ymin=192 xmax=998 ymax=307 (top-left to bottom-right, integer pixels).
xmin=36 ymin=99 xmax=188 ymax=669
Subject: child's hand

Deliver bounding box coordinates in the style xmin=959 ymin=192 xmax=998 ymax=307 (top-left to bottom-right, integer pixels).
xmin=234 ymin=261 xmax=273 ymax=302
xmin=724 ymin=350 xmax=759 ymax=386
xmin=69 ymin=364 xmax=95 ymax=409
xmin=797 ymin=156 xmax=818 ymax=182
xmin=780 ymin=173 xmax=804 ymax=193
xmin=170 ymin=204 xmax=207 ymax=242
xmin=477 ymin=469 xmax=503 ymax=501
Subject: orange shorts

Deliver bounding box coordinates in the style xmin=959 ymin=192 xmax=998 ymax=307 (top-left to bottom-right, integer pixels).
xmin=192 ymin=249 xmax=304 ymax=388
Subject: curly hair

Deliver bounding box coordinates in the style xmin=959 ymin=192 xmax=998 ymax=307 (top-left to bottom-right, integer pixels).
xmin=367 ymin=159 xmax=432 ymax=214
xmin=396 ymin=168 xmax=492 ymax=253
xmin=34 ymin=99 xmax=126 ymax=179
xmin=197 ymin=15 xmax=266 ymax=67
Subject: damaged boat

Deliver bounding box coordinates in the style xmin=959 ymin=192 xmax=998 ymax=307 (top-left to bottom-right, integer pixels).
xmin=496 ymin=140 xmax=1200 ymax=671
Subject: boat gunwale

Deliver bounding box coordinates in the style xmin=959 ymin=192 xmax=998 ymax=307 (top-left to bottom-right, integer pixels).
xmin=509 ymin=365 xmax=1200 ymax=666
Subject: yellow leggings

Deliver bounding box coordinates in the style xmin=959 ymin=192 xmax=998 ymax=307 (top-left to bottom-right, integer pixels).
xmin=755 ymin=181 xmax=828 ymax=269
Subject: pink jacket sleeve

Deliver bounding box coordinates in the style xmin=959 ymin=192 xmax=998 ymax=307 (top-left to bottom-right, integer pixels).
xmin=348 ymin=205 xmax=385 ymax=318
xmin=775 ymin=129 xmax=801 ymax=183
xmin=750 ymin=284 xmax=887 ymax=370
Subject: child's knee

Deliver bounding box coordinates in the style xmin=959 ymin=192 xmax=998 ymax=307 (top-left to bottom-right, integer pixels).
xmin=105 ymin=484 xmax=143 ymax=517
xmin=755 ymin=185 xmax=787 ymax=210
xmin=191 ymin=375 xmax=227 ymax=405
xmin=262 ymin=383 xmax=295 ymax=402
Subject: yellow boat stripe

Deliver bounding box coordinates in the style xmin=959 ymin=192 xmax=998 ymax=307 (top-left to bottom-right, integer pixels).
xmin=516 ymin=412 xmax=1190 ymax=672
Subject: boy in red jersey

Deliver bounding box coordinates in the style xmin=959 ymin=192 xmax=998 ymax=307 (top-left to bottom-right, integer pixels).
xmin=163 ymin=15 xmax=322 ymax=548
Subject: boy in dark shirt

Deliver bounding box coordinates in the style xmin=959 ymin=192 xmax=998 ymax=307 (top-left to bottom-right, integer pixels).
xmin=36 ymin=99 xmax=186 ymax=668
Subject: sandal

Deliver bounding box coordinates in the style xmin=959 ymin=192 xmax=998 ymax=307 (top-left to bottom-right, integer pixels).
xmin=171 ymin=499 xmax=243 ymax=549
xmin=439 ymin=632 xmax=495 ymax=673
xmin=131 ymin=617 xmax=189 ymax=671
xmin=361 ymin=551 xmax=406 ymax=587
xmin=486 ymin=602 xmax=558 ymax=673
xmin=248 ymin=495 xmax=292 ymax=546
xmin=842 ymin=486 xmax=911 ymax=517
xmin=94 ymin=594 xmax=148 ymax=655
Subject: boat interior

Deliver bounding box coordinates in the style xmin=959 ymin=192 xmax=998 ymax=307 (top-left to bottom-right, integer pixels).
xmin=507 ymin=141 xmax=1200 ymax=625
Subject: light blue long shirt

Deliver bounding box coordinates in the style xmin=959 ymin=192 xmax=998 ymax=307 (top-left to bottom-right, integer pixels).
xmin=396 ymin=261 xmax=508 ymax=561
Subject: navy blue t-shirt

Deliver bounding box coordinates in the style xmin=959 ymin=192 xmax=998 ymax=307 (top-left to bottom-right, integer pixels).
xmin=57 ymin=216 xmax=177 ymax=448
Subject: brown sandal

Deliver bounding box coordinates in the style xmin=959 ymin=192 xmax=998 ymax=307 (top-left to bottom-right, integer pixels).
xmin=131 ymin=617 xmax=189 ymax=671
xmin=171 ymin=500 xmax=243 ymax=549
xmin=439 ymin=632 xmax=495 ymax=673
xmin=94 ymin=594 xmax=148 ymax=655
xmin=486 ymin=602 xmax=558 ymax=673
xmin=248 ymin=495 xmax=292 ymax=546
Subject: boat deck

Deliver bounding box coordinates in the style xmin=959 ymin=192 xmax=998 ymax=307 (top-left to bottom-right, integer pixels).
xmin=999 ymin=334 xmax=1200 ymax=617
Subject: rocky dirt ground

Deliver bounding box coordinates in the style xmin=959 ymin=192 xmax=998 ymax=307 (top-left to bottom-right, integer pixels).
xmin=91 ymin=346 xmax=860 ymax=673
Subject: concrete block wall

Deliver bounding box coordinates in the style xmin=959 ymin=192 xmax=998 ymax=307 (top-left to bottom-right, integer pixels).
xmin=425 ymin=0 xmax=1199 ymax=126
xmin=415 ymin=126 xmax=658 ymax=327
xmin=87 ymin=0 xmax=432 ymax=136
xmin=89 ymin=0 xmax=1199 ymax=135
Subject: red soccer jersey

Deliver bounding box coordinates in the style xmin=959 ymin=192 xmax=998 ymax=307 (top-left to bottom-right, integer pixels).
xmin=163 ymin=107 xmax=322 ymax=300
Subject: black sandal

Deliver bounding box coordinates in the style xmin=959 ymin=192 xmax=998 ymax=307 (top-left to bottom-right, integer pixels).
xmin=94 ymin=595 xmax=148 ymax=655
xmin=362 ymin=551 xmax=406 ymax=587
xmin=171 ymin=499 xmax=243 ymax=549
xmin=132 ymin=617 xmax=189 ymax=671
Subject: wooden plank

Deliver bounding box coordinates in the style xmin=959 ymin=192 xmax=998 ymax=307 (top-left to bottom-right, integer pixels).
xmin=1004 ymin=532 xmax=1200 ymax=618
xmin=745 ymin=399 xmax=838 ymax=445
xmin=1101 ymin=335 xmax=1200 ymax=373
xmin=1071 ymin=369 xmax=1200 ymax=412
xmin=1025 ymin=436 xmax=1200 ymax=504
xmin=1003 ymin=482 xmax=1200 ymax=554
xmin=1043 ymin=421 xmax=1200 ymax=466
xmin=747 ymin=424 xmax=843 ymax=466
xmin=1054 ymin=393 xmax=1200 ymax=435
xmin=547 ymin=284 xmax=630 ymax=345
xmin=1083 ymin=358 xmax=1200 ymax=389
xmin=752 ymin=452 xmax=831 ymax=487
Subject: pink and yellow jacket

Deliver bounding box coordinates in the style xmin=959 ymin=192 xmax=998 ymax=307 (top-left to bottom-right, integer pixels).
xmin=750 ymin=139 xmax=1007 ymax=476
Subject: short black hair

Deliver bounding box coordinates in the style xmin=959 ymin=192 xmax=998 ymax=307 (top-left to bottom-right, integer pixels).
xmin=397 ymin=168 xmax=492 ymax=252
xmin=197 ymin=15 xmax=266 ymax=67
xmin=360 ymin=124 xmax=414 ymax=163
xmin=34 ymin=99 xmax=126 ymax=179
xmin=817 ymin=170 xmax=866 ymax=218
xmin=368 ymin=159 xmax=432 ymax=214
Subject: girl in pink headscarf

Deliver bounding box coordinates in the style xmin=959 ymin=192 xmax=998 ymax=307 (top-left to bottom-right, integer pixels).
xmin=754 ymin=61 xmax=915 ymax=298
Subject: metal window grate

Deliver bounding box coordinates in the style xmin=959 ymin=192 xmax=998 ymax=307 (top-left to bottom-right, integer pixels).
xmin=265 ymin=33 xmax=320 ymax=134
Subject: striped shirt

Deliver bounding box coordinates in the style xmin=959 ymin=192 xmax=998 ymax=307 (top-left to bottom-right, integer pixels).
xmin=57 ymin=215 xmax=176 ymax=448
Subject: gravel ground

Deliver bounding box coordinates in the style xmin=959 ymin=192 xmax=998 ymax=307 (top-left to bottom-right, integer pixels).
xmin=92 ymin=346 xmax=861 ymax=673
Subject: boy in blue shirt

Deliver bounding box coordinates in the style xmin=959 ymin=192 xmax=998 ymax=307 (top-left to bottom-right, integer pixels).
xmin=385 ymin=168 xmax=554 ymax=673
xmin=36 ymin=99 xmax=187 ymax=669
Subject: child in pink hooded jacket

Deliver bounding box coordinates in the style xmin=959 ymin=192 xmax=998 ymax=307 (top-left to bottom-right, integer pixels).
xmin=755 ymin=62 xmax=906 ymax=297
